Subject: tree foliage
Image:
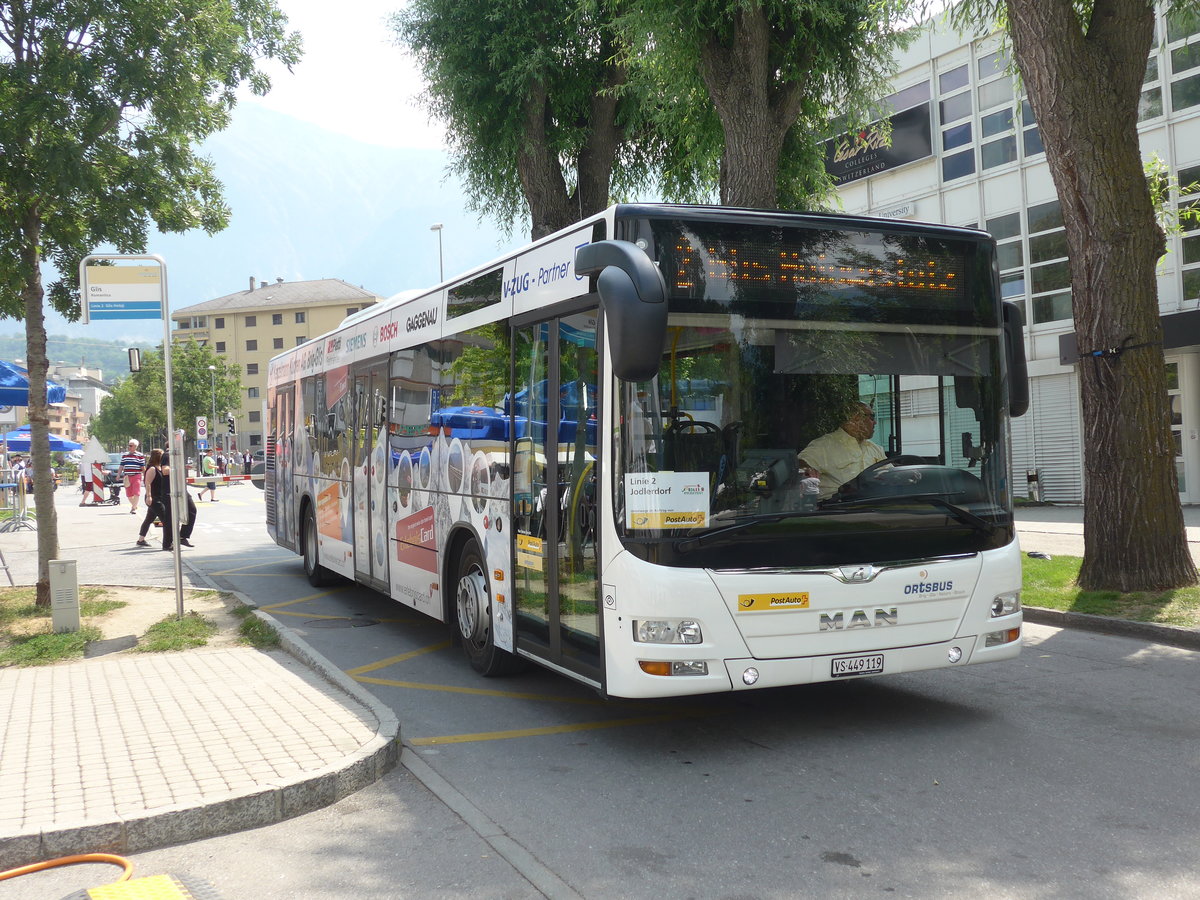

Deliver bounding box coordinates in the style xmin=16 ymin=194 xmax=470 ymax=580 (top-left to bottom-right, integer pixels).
xmin=947 ymin=0 xmax=1197 ymax=591
xmin=0 ymin=0 xmax=300 ymax=604
xmin=91 ymin=342 xmax=242 ymax=449
xmin=620 ymin=0 xmax=914 ymax=209
xmin=393 ymin=0 xmax=647 ymax=238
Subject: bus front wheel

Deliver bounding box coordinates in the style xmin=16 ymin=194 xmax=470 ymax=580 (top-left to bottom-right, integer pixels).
xmin=454 ymin=540 xmax=522 ymax=676
xmin=302 ymin=504 xmax=335 ymax=587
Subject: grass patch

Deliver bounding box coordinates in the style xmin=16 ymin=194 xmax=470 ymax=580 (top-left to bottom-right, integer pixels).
xmin=136 ymin=611 xmax=217 ymax=652
xmin=0 ymin=626 xmax=104 ymax=666
xmin=1022 ymin=555 xmax=1200 ymax=628
xmin=233 ymin=604 xmax=280 ymax=649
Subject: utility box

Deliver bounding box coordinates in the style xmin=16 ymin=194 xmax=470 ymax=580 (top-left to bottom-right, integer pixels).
xmin=1025 ymin=468 xmax=1044 ymax=503
xmin=49 ymin=559 xmax=80 ymax=633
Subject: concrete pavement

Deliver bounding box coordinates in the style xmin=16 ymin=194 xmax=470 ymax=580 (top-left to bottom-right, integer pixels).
xmin=0 ymin=487 xmax=1197 ymax=872
xmin=0 ymin=487 xmax=400 ymax=871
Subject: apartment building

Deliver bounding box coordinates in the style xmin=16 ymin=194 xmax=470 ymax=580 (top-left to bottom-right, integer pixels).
xmin=171 ymin=277 xmax=381 ymax=450
xmin=829 ymin=4 xmax=1200 ymax=502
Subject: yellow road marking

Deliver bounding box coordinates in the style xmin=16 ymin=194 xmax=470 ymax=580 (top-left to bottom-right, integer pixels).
xmin=409 ymin=712 xmax=703 ymax=745
xmin=209 ymin=559 xmax=298 ymax=575
xmin=345 ymin=642 xmax=452 ymax=675
xmin=259 ymin=589 xmax=353 ymax=611
xmin=351 ymin=675 xmax=638 ymax=707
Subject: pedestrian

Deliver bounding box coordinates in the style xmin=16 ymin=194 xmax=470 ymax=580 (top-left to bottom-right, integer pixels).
xmin=197 ymin=450 xmax=219 ymax=502
xmin=136 ymin=448 xmax=196 ymax=548
xmin=78 ymin=456 xmax=95 ymax=506
xmin=120 ymin=439 xmax=145 ymax=515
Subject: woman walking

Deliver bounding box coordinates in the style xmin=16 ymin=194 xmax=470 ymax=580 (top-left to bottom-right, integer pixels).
xmin=136 ymin=449 xmax=196 ymax=549
xmin=120 ymin=439 xmax=145 ymax=514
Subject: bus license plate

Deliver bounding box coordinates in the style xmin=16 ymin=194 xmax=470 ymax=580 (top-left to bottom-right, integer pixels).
xmin=831 ymin=653 xmax=884 ymax=678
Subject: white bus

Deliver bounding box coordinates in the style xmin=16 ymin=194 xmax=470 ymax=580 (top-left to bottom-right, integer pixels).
xmin=265 ymin=204 xmax=1029 ymax=698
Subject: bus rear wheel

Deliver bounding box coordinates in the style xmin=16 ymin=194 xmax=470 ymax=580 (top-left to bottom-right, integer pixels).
xmin=454 ymin=540 xmax=522 ymax=676
xmin=302 ymin=504 xmax=335 ymax=587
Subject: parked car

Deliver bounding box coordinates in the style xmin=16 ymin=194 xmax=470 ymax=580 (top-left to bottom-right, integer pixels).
xmin=104 ymin=453 xmax=123 ymax=485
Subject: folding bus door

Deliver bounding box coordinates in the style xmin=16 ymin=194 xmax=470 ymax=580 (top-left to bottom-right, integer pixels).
xmin=512 ymin=310 xmax=601 ymax=682
xmin=352 ymin=361 xmax=390 ymax=586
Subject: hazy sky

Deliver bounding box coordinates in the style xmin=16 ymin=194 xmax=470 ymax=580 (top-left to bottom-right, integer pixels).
xmin=248 ymin=0 xmax=445 ymax=150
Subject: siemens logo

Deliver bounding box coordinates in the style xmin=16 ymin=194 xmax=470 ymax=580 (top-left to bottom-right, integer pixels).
xmin=904 ymin=581 xmax=953 ymax=594
xmin=406 ymin=309 xmax=438 ymax=332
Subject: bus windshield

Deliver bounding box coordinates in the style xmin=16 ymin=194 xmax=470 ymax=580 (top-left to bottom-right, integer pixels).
xmin=615 ymin=218 xmax=1012 ymax=569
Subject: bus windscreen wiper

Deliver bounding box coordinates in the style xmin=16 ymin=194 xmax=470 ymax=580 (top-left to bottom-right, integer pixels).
xmin=673 ymin=512 xmax=803 ymax=552
xmin=820 ymin=494 xmax=997 ymax=535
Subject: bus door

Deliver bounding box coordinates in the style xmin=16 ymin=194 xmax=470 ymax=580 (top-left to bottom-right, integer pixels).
xmin=268 ymin=384 xmax=296 ymax=551
xmin=352 ymin=361 xmax=390 ymax=586
xmin=512 ymin=310 xmax=601 ymax=682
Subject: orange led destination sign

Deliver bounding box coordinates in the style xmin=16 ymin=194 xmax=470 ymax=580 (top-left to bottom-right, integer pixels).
xmin=671 ymin=243 xmax=961 ymax=294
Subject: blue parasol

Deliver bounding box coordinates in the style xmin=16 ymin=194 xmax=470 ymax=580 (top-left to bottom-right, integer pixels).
xmin=1 ymin=425 xmax=82 ymax=452
xmin=0 ymin=360 xmax=67 ymax=407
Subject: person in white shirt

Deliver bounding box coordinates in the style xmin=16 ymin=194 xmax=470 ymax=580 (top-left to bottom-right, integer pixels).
xmin=797 ymin=401 xmax=886 ymax=499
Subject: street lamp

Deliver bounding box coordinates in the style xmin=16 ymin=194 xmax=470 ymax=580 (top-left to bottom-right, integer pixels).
xmin=207 ymin=365 xmax=216 ymax=452
xmin=430 ymin=223 xmax=444 ymax=282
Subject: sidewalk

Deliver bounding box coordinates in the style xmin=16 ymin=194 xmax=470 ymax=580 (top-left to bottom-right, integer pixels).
xmin=0 ymin=490 xmax=400 ymax=871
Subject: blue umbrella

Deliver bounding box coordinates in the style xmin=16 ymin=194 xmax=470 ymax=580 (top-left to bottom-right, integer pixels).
xmin=1 ymin=425 xmax=82 ymax=452
xmin=0 ymin=360 xmax=67 ymax=407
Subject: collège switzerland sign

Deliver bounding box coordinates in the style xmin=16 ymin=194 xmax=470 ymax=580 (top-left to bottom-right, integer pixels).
xmin=824 ymin=103 xmax=933 ymax=186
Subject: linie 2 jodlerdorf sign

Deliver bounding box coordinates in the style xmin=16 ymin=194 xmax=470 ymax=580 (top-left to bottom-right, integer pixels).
xmin=80 ymin=261 xmax=165 ymax=322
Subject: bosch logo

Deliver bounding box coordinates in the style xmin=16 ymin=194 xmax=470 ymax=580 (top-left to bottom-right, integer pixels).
xmin=376 ymin=321 xmax=399 ymax=343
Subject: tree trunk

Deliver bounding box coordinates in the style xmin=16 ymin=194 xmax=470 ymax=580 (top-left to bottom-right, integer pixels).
xmin=1008 ymin=0 xmax=1196 ymax=590
xmin=575 ymin=41 xmax=625 ymax=219
xmin=20 ymin=209 xmax=60 ymax=607
xmin=517 ymin=81 xmax=576 ymax=240
xmin=698 ymin=4 xmax=803 ymax=208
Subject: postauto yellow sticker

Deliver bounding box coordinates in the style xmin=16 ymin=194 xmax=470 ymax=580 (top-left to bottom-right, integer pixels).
xmin=738 ymin=593 xmax=810 ymax=611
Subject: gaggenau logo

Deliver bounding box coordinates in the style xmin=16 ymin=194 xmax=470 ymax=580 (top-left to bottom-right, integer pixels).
xmin=406 ymin=308 xmax=438 ymax=332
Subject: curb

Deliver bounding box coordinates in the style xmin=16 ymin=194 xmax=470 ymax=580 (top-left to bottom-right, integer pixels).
xmin=0 ymin=607 xmax=401 ymax=870
xmin=1023 ymin=606 xmax=1200 ymax=651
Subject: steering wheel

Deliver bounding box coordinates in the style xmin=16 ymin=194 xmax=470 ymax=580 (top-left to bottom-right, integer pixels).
xmin=858 ymin=454 xmax=926 ymax=478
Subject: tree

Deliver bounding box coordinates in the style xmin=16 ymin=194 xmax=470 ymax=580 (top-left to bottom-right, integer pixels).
xmin=0 ymin=1 xmax=301 ymax=605
xmin=946 ymin=0 xmax=1197 ymax=591
xmin=393 ymin=0 xmax=647 ymax=239
xmin=621 ymin=0 xmax=913 ymax=208
xmin=91 ymin=343 xmax=242 ymax=449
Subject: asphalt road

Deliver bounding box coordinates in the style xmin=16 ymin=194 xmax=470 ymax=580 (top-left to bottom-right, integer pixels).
xmin=10 ymin=489 xmax=1200 ymax=899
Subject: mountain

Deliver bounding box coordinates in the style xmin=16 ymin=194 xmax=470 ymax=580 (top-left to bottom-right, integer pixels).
xmin=34 ymin=104 xmax=523 ymax=344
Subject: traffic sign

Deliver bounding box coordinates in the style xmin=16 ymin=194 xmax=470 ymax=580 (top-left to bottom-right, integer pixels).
xmin=197 ymin=416 xmax=208 ymax=439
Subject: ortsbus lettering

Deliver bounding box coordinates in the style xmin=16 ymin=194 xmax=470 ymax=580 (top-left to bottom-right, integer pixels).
xmin=406 ymin=309 xmax=437 ymax=331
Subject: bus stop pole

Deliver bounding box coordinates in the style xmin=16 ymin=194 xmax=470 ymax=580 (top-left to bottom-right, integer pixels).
xmin=158 ymin=263 xmax=186 ymax=620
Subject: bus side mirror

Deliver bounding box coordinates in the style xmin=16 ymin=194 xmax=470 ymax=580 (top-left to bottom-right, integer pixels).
xmin=576 ymin=240 xmax=668 ymax=382
xmin=1003 ymin=301 xmax=1030 ymax=418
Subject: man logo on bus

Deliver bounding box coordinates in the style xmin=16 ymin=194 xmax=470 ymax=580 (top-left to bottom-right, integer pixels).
xmin=819 ymin=608 xmax=898 ymax=630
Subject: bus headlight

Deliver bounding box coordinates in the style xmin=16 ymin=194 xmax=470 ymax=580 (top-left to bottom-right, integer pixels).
xmin=990 ymin=591 xmax=1021 ymax=617
xmin=634 ymin=619 xmax=702 ymax=644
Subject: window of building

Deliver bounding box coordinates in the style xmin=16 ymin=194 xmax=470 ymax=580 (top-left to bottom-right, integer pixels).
xmin=295 ymin=311 xmax=306 ymax=324
xmin=250 ymin=434 xmax=262 ymax=447
xmin=296 ymin=336 xmax=306 ymax=346
xmin=1177 ymin=164 xmax=1200 ymax=301
xmin=249 ymin=410 xmax=261 ymax=423
xmin=346 ymin=307 xmax=359 ymax=316
xmin=272 ymin=313 xmax=283 ymax=325
xmin=886 ymin=81 xmax=930 ymax=112
xmin=246 ymin=363 xmax=259 ymax=375
xmin=942 ymin=122 xmax=972 ymax=151
xmin=248 ymin=386 xmax=260 ymax=399
xmin=273 ymin=337 xmax=284 ymax=349
xmin=939 ymin=64 xmax=968 ymax=94
xmin=988 ymin=212 xmax=1026 ymax=318
xmin=215 ymin=341 xmax=225 ymax=353
xmin=214 ymin=317 xmax=224 ymax=329
xmin=1026 ymin=199 xmax=1072 ymax=324
xmin=942 ymin=148 xmax=975 ymax=181
xmin=1020 ymin=100 xmax=1045 ymax=155
xmin=246 ymin=340 xmax=257 ymax=351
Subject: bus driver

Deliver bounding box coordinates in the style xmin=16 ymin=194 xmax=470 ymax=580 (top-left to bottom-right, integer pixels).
xmin=797 ymin=401 xmax=886 ymax=499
